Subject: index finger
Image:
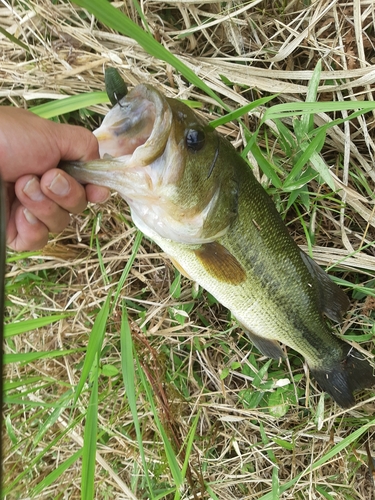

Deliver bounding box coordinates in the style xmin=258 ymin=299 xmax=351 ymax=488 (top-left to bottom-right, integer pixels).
xmin=0 ymin=108 xmax=100 ymax=182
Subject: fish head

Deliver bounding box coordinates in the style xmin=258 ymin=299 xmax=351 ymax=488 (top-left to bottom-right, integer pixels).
xmin=63 ymin=84 xmax=238 ymax=244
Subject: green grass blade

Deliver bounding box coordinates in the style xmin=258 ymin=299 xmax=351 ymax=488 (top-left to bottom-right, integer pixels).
xmin=73 ymin=293 xmax=111 ymax=406
xmin=272 ymin=118 xmax=295 ymax=156
xmin=136 ymin=357 xmax=183 ymax=488
xmin=71 ymin=0 xmax=227 ymax=109
xmin=4 ymin=314 xmax=69 ymax=338
xmin=301 ymin=60 xmax=321 ymax=134
xmin=4 ymin=349 xmax=83 ymax=364
xmin=209 ymin=95 xmax=276 ymax=128
xmin=174 ymin=411 xmax=201 ymax=500
xmin=3 ymin=397 xmax=72 ymax=408
xmin=5 ymin=251 xmax=40 ymax=263
xmin=315 ymin=485 xmax=335 ymax=500
xmin=309 ymin=419 xmax=375 ymax=470
xmin=271 ymin=465 xmax=280 ymax=500
xmin=4 ymin=376 xmax=48 ymax=391
xmin=261 ymin=100 xmax=375 ymax=122
xmin=81 ymin=370 xmax=99 ymax=500
xmin=307 ymin=148 xmax=335 ymax=191
xmin=120 ymin=303 xmax=154 ymax=497
xmin=154 ymin=489 xmax=176 ymax=500
xmin=249 ymin=142 xmax=283 ymax=188
xmin=284 ymin=126 xmax=334 ymax=190
xmin=96 ymin=235 xmax=110 ymax=286
xmin=131 ymin=0 xmax=151 ymax=34
xmin=0 ymin=26 xmax=30 ymax=52
xmin=31 ymin=449 xmax=82 ymax=496
xmin=29 ymin=91 xmax=108 ymax=118
xmin=283 ymin=172 xmax=317 ymax=194
xmin=112 ymin=230 xmax=143 ymax=311
xmin=33 ymin=390 xmax=73 ymax=447
xmin=283 ymin=128 xmax=325 ymax=186
xmin=205 ymin=484 xmax=220 ymax=500
xmin=305 ymin=107 xmax=375 ymax=146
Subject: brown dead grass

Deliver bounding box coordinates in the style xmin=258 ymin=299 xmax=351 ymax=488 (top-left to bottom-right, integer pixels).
xmin=2 ymin=0 xmax=375 ymax=499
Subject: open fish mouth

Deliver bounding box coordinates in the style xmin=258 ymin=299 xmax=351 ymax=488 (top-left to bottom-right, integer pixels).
xmin=61 ymin=84 xmax=174 ymax=189
xmin=93 ymin=84 xmax=173 ymax=165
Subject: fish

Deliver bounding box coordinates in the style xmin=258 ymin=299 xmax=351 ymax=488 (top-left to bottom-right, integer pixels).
xmin=62 ymin=71 xmax=375 ymax=408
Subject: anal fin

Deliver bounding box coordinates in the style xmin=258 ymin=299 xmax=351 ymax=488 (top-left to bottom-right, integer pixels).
xmin=241 ymin=325 xmax=285 ymax=359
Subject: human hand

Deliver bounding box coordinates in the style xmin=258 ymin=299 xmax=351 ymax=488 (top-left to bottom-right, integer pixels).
xmin=1 ymin=107 xmax=110 ymax=251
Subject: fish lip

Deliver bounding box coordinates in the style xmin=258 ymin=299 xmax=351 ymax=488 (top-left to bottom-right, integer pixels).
xmin=92 ymin=83 xmax=173 ymax=169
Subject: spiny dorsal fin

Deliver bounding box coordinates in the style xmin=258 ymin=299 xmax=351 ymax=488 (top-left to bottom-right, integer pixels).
xmin=300 ymin=250 xmax=350 ymax=322
xmin=194 ymin=242 xmax=246 ymax=285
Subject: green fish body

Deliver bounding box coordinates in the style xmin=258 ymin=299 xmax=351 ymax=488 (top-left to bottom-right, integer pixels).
xmin=62 ymin=77 xmax=375 ymax=408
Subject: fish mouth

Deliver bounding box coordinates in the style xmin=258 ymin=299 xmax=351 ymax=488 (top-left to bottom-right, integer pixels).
xmin=62 ymin=84 xmax=173 ymax=188
xmin=94 ymin=84 xmax=172 ymax=164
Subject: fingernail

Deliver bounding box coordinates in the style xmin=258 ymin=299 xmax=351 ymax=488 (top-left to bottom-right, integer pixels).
xmin=23 ymin=208 xmax=38 ymax=225
xmin=48 ymin=173 xmax=70 ymax=196
xmin=23 ymin=177 xmax=45 ymax=201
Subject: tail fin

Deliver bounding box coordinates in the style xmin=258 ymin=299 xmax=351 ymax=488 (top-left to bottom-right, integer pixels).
xmin=310 ymin=344 xmax=375 ymax=408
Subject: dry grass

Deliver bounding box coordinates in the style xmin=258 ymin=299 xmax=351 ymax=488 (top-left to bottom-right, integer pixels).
xmin=2 ymin=0 xmax=375 ymax=499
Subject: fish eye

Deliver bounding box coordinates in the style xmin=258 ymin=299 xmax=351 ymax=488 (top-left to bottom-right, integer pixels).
xmin=185 ymin=129 xmax=205 ymax=152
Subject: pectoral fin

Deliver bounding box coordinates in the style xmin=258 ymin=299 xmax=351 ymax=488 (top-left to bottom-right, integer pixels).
xmin=194 ymin=242 xmax=246 ymax=285
xmin=241 ymin=326 xmax=285 ymax=359
xmin=300 ymin=251 xmax=350 ymax=322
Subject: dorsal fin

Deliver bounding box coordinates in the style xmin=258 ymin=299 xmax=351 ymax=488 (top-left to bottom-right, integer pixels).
xmin=194 ymin=242 xmax=246 ymax=285
xmin=300 ymin=250 xmax=350 ymax=322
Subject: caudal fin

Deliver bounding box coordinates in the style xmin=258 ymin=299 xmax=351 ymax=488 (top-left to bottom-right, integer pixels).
xmin=310 ymin=344 xmax=375 ymax=408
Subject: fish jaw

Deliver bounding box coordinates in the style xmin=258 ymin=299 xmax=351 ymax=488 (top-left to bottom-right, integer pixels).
xmin=63 ymin=84 xmax=173 ymax=188
xmin=93 ymin=84 xmax=171 ymax=164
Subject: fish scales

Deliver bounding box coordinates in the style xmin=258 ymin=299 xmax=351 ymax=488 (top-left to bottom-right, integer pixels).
xmin=62 ymin=74 xmax=375 ymax=408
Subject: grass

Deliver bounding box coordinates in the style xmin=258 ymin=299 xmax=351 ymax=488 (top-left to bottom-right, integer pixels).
xmin=2 ymin=0 xmax=375 ymax=498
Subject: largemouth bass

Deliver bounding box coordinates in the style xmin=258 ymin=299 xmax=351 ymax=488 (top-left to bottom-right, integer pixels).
xmin=63 ymin=76 xmax=374 ymax=408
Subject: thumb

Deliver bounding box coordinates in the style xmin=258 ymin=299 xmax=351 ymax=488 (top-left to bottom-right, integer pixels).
xmin=52 ymin=122 xmax=100 ymax=162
